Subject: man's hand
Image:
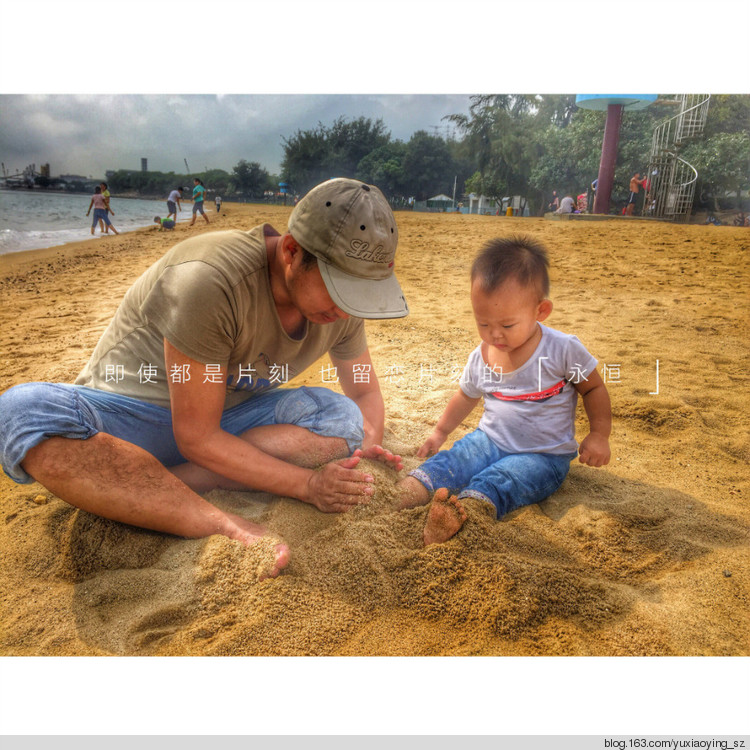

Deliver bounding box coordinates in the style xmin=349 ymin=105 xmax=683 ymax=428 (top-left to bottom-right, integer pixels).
xmin=578 ymin=432 xmax=611 ymax=467
xmin=352 ymin=445 xmax=403 ymax=472
xmin=306 ymin=454 xmax=375 ymax=513
xmin=416 ymin=429 xmax=448 ymax=458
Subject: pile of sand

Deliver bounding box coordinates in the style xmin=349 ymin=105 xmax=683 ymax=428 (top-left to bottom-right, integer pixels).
xmin=0 ymin=205 xmax=748 ymax=656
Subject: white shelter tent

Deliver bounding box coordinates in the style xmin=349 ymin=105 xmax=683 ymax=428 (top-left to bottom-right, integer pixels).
xmin=467 ymin=193 xmax=500 ymax=214
xmin=426 ymin=193 xmax=455 ymax=208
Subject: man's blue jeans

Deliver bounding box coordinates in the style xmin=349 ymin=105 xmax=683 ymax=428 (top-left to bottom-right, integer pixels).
xmin=409 ymin=428 xmax=576 ymax=518
xmin=0 ymin=382 xmax=364 ymax=484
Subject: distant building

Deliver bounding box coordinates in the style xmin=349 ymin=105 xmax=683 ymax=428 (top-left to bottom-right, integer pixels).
xmin=426 ymin=194 xmax=455 ymax=209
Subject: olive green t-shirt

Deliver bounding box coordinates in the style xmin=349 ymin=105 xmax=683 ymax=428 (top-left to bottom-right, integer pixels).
xmin=75 ymin=225 xmax=368 ymax=409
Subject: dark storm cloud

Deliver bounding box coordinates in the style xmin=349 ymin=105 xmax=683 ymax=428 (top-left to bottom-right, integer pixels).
xmin=0 ymin=94 xmax=472 ymax=178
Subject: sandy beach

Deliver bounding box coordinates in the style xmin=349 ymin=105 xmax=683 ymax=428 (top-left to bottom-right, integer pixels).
xmin=0 ymin=203 xmax=748 ymax=657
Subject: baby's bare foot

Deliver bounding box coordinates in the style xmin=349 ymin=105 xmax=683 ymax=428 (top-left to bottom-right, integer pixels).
xmin=423 ymin=488 xmax=468 ymax=546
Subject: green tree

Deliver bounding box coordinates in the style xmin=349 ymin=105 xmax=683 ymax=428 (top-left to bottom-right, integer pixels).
xmin=327 ymin=116 xmax=390 ymax=176
xmin=401 ymin=131 xmax=456 ymax=201
xmin=683 ymin=131 xmax=750 ymax=210
xmin=108 ymin=169 xmax=188 ymax=197
xmin=529 ymin=94 xmax=579 ymax=128
xmin=281 ymin=123 xmax=332 ymax=193
xmin=281 ymin=117 xmax=390 ymax=195
xmin=231 ymin=160 xmax=271 ymax=199
xmin=703 ymin=94 xmax=750 ymax=138
xmin=448 ymin=96 xmax=545 ymax=211
xmin=356 ymin=141 xmax=408 ymax=198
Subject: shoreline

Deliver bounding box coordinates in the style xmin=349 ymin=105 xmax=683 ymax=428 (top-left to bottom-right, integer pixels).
xmin=0 ymin=199 xmax=297 ymax=269
xmin=0 ymin=190 xmax=220 ymax=263
xmin=0 ymin=223 xmax=158 ymax=275
xmin=0 ymin=200 xmax=242 ymax=275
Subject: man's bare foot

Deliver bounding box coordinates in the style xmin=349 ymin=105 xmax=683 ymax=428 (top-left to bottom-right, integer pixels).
xmin=225 ymin=512 xmax=290 ymax=579
xmin=423 ymin=488 xmax=468 ymax=546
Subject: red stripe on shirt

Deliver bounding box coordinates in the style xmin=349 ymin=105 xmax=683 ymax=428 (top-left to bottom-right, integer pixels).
xmin=490 ymin=378 xmax=567 ymax=402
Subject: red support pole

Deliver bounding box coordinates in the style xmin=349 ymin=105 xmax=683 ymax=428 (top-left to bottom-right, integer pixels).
xmin=592 ymin=103 xmax=623 ymax=215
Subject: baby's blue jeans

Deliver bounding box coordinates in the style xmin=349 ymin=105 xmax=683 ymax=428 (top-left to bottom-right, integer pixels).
xmin=409 ymin=428 xmax=576 ymax=518
xmin=0 ymin=382 xmax=364 ymax=484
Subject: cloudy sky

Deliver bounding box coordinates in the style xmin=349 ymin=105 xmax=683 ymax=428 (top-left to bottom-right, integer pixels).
xmin=0 ymin=94 xmax=472 ymax=179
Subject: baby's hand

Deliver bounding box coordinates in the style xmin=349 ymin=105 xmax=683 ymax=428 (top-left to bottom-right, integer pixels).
xmin=578 ymin=433 xmax=611 ymax=467
xmin=417 ymin=430 xmax=447 ymax=458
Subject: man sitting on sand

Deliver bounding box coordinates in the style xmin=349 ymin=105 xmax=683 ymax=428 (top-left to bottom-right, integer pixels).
xmin=0 ymin=178 xmax=408 ymax=578
xmin=395 ymin=235 xmax=611 ymax=546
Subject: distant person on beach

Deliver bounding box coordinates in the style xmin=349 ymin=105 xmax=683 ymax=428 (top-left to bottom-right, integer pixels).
xmin=547 ymin=191 xmax=559 ymax=212
xmin=98 ymin=182 xmax=114 ymax=234
xmin=555 ymin=195 xmax=576 ymax=214
xmin=154 ymin=216 xmax=175 ymax=231
xmin=167 ymin=187 xmax=184 ymax=223
xmin=626 ymin=172 xmax=646 ymax=216
xmin=215 ymin=195 xmax=222 ymax=214
xmin=0 ymin=178 xmax=408 ymax=578
xmin=189 ymin=178 xmax=210 ymax=226
xmin=86 ymin=186 xmax=119 ymax=236
xmin=394 ymin=235 xmax=611 ymax=546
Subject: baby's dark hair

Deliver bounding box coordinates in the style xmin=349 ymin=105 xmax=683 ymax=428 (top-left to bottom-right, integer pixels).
xmin=471 ymin=235 xmax=550 ymax=299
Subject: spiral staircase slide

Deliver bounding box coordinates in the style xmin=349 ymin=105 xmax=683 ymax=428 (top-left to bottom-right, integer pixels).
xmin=645 ymin=94 xmax=710 ymax=222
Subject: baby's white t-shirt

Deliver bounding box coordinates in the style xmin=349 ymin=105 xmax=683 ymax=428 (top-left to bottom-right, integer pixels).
xmin=459 ymin=324 xmax=598 ymax=455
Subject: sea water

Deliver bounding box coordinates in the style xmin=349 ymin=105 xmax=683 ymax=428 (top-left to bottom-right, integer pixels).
xmin=0 ymin=189 xmax=182 ymax=256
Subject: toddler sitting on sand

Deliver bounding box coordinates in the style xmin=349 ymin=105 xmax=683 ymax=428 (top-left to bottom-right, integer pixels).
xmin=396 ymin=235 xmax=612 ymax=545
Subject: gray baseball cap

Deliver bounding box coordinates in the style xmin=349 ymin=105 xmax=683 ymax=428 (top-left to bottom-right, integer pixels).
xmin=287 ymin=178 xmax=409 ymax=319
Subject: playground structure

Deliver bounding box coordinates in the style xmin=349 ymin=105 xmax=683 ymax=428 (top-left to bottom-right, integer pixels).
xmin=644 ymin=94 xmax=711 ymax=222
xmin=575 ymin=95 xmax=658 ymax=216
xmin=574 ymin=94 xmax=711 ymax=222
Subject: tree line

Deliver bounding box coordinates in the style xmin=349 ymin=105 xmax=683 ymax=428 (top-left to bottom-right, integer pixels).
xmin=107 ymin=162 xmax=281 ymax=201
xmin=108 ymin=95 xmax=749 ymax=215
xmin=446 ymin=94 xmax=749 ymax=214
